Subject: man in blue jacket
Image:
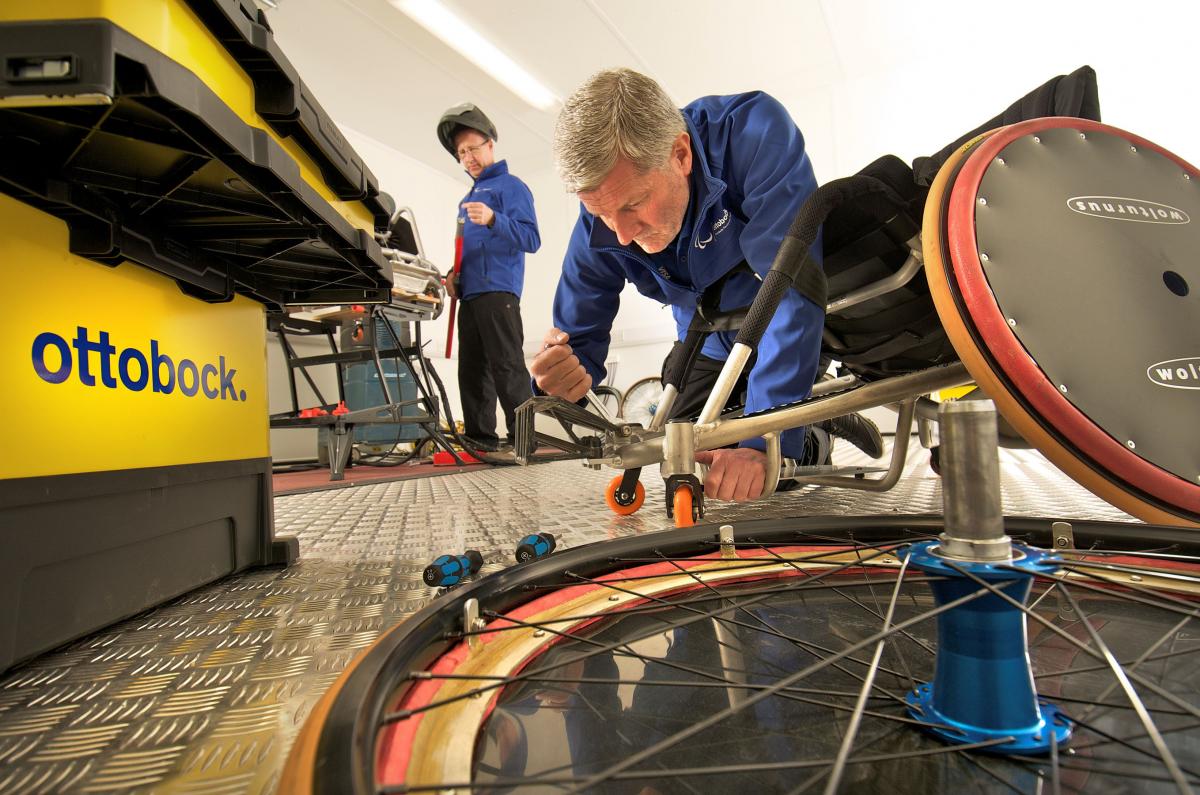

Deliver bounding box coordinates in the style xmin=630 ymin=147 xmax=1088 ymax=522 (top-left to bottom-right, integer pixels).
xmin=530 ymin=69 xmax=881 ymax=501
xmin=437 ymin=104 xmax=541 ymax=452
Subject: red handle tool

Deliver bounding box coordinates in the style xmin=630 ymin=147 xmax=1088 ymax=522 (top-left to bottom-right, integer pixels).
xmin=444 ymin=217 xmax=464 ymax=358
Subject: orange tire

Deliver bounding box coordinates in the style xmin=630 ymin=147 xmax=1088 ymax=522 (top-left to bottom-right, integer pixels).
xmin=672 ymin=487 xmax=696 ymax=528
xmin=605 ymin=475 xmax=645 ymax=516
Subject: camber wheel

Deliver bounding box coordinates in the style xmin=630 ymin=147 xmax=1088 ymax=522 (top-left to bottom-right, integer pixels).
xmin=604 ymin=475 xmax=645 ymax=516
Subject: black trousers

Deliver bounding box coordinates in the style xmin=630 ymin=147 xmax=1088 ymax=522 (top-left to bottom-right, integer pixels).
xmin=457 ymin=291 xmax=532 ymax=443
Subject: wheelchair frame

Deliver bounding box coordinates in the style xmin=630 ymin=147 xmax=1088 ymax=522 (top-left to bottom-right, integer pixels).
xmin=515 ymin=230 xmax=973 ymax=522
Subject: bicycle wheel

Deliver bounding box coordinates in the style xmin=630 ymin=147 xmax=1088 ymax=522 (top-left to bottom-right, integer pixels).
xmin=620 ymin=376 xmax=664 ymax=427
xmin=283 ymin=516 xmax=1200 ymax=794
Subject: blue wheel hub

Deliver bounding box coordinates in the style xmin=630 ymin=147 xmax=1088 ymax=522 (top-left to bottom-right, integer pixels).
xmin=901 ymin=540 xmax=1073 ymax=754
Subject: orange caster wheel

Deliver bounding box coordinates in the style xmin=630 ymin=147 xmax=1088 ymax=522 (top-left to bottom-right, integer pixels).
xmin=605 ymin=476 xmax=645 ymax=516
xmin=672 ymin=487 xmax=696 ymax=528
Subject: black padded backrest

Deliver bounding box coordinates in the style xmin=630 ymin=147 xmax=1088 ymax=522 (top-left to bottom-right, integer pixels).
xmin=387 ymin=213 xmax=420 ymax=256
xmin=819 ymin=65 xmax=1102 ymax=380
xmin=822 ymin=155 xmax=954 ymax=379
xmin=913 ymin=65 xmax=1100 ymax=187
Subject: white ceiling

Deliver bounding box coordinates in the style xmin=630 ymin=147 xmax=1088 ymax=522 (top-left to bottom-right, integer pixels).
xmin=260 ymin=0 xmax=864 ymax=182
xmin=261 ymin=0 xmax=1200 ymax=189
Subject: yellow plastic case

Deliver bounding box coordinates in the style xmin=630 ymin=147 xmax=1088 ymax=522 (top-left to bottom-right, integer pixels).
xmin=0 ymin=0 xmax=392 ymax=670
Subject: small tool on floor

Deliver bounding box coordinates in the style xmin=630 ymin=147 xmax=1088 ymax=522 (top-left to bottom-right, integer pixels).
xmin=515 ymin=532 xmax=556 ymax=563
xmin=423 ymin=549 xmax=484 ymax=588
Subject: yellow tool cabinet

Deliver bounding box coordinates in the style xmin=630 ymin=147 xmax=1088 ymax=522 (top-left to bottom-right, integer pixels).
xmin=0 ymin=0 xmax=393 ymax=670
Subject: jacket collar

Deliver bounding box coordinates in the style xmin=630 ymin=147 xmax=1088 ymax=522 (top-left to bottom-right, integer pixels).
xmin=587 ymin=118 xmax=727 ymax=253
xmin=474 ymin=159 xmax=509 ymax=181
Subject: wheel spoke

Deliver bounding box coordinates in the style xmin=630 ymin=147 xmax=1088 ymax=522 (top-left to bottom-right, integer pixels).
xmin=950 ymin=563 xmax=1195 ymax=794
xmin=567 ymin=565 xmax=917 ymax=706
xmin=1078 ymin=613 xmax=1194 ymax=724
xmin=561 ymin=585 xmax=994 ymax=793
xmin=368 ymin=535 xmax=1200 ymax=795
xmin=1062 ymin=712 xmax=1200 ymax=779
xmin=823 ymin=553 xmax=913 ymax=794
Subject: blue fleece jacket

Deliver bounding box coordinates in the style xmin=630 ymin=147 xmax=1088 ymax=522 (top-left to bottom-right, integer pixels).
xmin=458 ymin=160 xmax=541 ymax=300
xmin=552 ymin=92 xmax=822 ymax=457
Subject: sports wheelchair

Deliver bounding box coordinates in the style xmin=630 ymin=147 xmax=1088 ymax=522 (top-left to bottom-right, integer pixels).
xmin=514 ymin=65 xmax=1200 ymax=530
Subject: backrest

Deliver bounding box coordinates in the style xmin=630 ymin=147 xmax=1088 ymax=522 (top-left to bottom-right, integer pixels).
xmin=387 ymin=213 xmax=420 ymax=257
xmin=819 ymin=66 xmax=1102 ymax=380
xmin=821 ymin=154 xmax=952 ymax=379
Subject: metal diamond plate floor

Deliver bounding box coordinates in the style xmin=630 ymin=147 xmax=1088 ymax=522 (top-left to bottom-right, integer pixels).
xmin=0 ymin=440 xmax=1137 ymax=794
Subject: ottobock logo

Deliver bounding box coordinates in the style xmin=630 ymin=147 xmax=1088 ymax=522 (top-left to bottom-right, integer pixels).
xmin=1067 ymin=196 xmax=1190 ymax=224
xmin=31 ymin=326 xmax=247 ymax=401
xmin=696 ymin=208 xmax=732 ymax=249
xmin=1147 ymin=357 xmax=1200 ymax=390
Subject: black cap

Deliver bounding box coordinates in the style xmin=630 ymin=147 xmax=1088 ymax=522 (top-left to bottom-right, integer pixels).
xmin=437 ymin=103 xmax=498 ymax=159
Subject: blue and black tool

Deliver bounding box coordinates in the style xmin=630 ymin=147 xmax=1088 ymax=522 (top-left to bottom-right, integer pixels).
xmin=423 ymin=549 xmax=484 ymax=588
xmin=515 ymin=532 xmax=556 ymax=563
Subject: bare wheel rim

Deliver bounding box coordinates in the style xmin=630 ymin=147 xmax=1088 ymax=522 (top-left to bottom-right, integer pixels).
xmin=284 ymin=516 xmax=1200 ymax=795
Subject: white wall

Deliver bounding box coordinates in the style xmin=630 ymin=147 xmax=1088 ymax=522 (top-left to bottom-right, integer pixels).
xmin=802 ymin=3 xmax=1200 ymax=180
xmin=269 ymin=126 xmax=468 ymax=458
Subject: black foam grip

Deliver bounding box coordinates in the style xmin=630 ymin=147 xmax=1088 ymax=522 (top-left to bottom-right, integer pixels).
xmin=736 ymin=269 xmax=793 ymax=348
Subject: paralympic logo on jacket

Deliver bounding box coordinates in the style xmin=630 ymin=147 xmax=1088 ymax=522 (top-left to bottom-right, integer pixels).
xmin=696 ymin=208 xmax=733 ymax=249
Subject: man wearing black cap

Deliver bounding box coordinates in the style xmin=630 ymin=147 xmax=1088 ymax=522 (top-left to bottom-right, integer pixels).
xmin=437 ymin=104 xmax=541 ymax=452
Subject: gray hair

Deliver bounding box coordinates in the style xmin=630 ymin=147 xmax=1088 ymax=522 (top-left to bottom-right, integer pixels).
xmin=553 ymin=68 xmax=686 ymax=193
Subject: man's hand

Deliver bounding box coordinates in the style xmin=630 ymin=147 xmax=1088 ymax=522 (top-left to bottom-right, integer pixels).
xmin=695 ymin=447 xmax=767 ymax=502
xmin=530 ymin=328 xmax=592 ymax=402
xmin=461 ymin=201 xmax=494 ymax=227
xmin=444 ymin=270 xmax=459 ymax=300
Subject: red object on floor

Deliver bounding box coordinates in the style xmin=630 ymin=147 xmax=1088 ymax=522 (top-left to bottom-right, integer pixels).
xmin=298 ymin=407 xmax=329 ymax=418
xmin=332 ymin=401 xmax=349 ymax=415
xmin=272 ymin=459 xmax=489 ymax=495
xmin=433 ymin=450 xmax=481 ymax=466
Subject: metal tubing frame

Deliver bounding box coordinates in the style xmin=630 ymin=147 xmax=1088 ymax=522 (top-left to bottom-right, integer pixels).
xmin=610 ymin=362 xmax=970 ymax=469
xmin=761 ymin=432 xmax=783 ymax=497
xmin=788 ymin=399 xmax=917 ymax=492
xmin=696 ymin=343 xmax=754 ymax=425
xmin=663 ymin=420 xmax=696 ymax=478
xmin=825 ymin=243 xmax=923 ymax=315
xmin=649 ymin=384 xmax=679 ymax=433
